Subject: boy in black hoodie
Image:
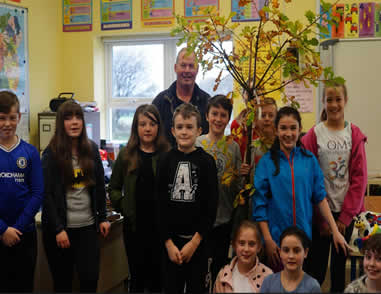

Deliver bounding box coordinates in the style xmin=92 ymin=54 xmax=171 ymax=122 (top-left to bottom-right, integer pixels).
xmin=157 ymin=103 xmax=218 ymax=293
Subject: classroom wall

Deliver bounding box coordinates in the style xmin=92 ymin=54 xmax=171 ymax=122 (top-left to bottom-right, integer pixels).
xmin=58 ymin=0 xmax=319 ymax=140
xmin=6 ymin=0 xmax=63 ymax=147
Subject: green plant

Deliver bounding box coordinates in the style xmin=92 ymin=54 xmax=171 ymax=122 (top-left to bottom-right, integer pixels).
xmin=172 ymin=0 xmax=343 ymax=204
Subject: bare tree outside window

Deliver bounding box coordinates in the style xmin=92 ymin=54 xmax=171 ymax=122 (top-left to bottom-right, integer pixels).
xmin=110 ymin=44 xmax=165 ymax=142
xmin=112 ymin=44 xmax=164 ymax=99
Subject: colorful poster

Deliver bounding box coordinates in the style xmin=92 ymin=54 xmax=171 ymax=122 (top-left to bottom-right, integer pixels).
xmin=63 ymin=0 xmax=92 ymax=32
xmin=375 ymin=3 xmax=381 ymax=37
xmin=284 ymin=81 xmax=313 ymax=113
xmin=142 ymin=0 xmax=174 ymax=27
xmin=332 ymin=4 xmax=345 ymax=38
xmin=101 ymin=0 xmax=132 ymax=30
xmin=359 ymin=2 xmax=375 ymax=37
xmin=231 ymin=0 xmax=265 ymax=22
xmin=320 ymin=5 xmax=332 ymax=39
xmin=184 ymin=0 xmax=219 ymax=23
xmin=344 ymin=3 xmax=359 ymax=38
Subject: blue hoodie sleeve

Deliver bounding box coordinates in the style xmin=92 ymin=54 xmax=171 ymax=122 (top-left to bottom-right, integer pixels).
xmin=14 ymin=146 xmax=44 ymax=232
xmin=253 ymin=156 xmax=270 ymax=222
xmin=311 ymin=155 xmax=326 ymax=204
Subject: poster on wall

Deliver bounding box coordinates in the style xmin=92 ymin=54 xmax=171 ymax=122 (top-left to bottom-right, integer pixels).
xmin=231 ymin=0 xmax=265 ymax=22
xmin=344 ymin=3 xmax=359 ymax=38
xmin=320 ymin=5 xmax=332 ymax=39
xmin=184 ymin=0 xmax=219 ymax=23
xmin=375 ymin=3 xmax=381 ymax=37
xmin=284 ymin=81 xmax=313 ymax=113
xmin=0 ymin=4 xmax=29 ymax=141
xmin=63 ymin=0 xmax=92 ymax=32
xmin=142 ymin=0 xmax=174 ymax=27
xmin=101 ymin=0 xmax=132 ymax=30
xmin=331 ymin=4 xmax=345 ymax=38
xmin=359 ymin=2 xmax=375 ymax=37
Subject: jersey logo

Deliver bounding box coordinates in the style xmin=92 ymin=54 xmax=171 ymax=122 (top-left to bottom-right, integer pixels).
xmin=72 ymin=168 xmax=86 ymax=189
xmin=16 ymin=157 xmax=27 ymax=169
xmin=171 ymin=162 xmax=197 ymax=202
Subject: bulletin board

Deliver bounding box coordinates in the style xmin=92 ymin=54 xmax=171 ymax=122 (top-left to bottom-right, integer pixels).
xmin=318 ymin=38 xmax=381 ymax=175
xmin=0 ymin=4 xmax=29 ymax=142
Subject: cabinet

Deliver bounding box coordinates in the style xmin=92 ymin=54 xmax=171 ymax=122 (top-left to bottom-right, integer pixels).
xmin=38 ymin=112 xmax=100 ymax=153
xmin=33 ymin=213 xmax=128 ymax=292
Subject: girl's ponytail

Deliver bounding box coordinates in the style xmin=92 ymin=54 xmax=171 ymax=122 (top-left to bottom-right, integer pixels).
xmin=270 ymin=137 xmax=281 ymax=176
xmin=320 ymin=109 xmax=327 ymax=122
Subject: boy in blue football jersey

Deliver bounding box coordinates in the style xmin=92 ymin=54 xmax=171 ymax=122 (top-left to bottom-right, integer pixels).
xmin=0 ymin=91 xmax=43 ymax=292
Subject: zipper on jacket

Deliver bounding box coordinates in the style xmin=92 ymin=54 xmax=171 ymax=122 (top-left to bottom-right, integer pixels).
xmin=285 ymin=152 xmax=296 ymax=226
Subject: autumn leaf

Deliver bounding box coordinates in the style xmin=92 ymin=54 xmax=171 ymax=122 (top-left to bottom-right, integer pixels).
xmin=238 ymin=0 xmax=251 ymax=7
xmin=272 ymin=0 xmax=280 ymax=9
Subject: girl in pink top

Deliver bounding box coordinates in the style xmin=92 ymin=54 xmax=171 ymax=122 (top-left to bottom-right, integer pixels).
xmin=301 ymin=83 xmax=367 ymax=292
xmin=214 ymin=220 xmax=273 ymax=293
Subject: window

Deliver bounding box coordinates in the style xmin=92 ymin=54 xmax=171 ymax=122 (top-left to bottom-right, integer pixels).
xmin=105 ymin=37 xmax=233 ymax=142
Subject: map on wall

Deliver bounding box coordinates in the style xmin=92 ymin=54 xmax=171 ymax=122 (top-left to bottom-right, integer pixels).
xmin=0 ymin=4 xmax=29 ymax=141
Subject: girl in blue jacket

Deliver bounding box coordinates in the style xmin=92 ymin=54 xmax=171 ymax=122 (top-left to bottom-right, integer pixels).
xmin=253 ymin=106 xmax=348 ymax=272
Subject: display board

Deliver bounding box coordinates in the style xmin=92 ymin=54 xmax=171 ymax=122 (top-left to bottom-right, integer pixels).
xmin=319 ymin=38 xmax=381 ymax=175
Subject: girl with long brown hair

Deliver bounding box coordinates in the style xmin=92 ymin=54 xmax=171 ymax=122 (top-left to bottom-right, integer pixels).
xmin=109 ymin=104 xmax=170 ymax=292
xmin=41 ymin=101 xmax=110 ymax=292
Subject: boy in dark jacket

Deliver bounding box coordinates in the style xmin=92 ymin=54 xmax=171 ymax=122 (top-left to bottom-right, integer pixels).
xmin=157 ymin=103 xmax=218 ymax=293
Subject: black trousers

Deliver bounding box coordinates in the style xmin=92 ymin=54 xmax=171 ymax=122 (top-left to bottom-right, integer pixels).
xmin=123 ymin=222 xmax=162 ymax=292
xmin=0 ymin=230 xmax=37 ymax=292
xmin=206 ymin=223 xmax=232 ymax=287
xmin=306 ymin=214 xmax=354 ymax=292
xmin=42 ymin=224 xmax=100 ymax=292
xmin=164 ymin=235 xmax=207 ymax=294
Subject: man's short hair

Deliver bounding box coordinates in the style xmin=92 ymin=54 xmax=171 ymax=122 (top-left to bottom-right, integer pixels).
xmin=0 ymin=90 xmax=20 ymax=114
xmin=173 ymin=103 xmax=201 ymax=128
xmin=176 ymin=47 xmax=196 ymax=64
xmin=207 ymin=95 xmax=233 ymax=119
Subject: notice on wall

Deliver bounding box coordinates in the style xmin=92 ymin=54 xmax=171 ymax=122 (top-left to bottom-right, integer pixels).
xmin=284 ymin=81 xmax=313 ymax=113
xmin=359 ymin=2 xmax=375 ymax=37
xmin=231 ymin=0 xmax=265 ymax=22
xmin=142 ymin=0 xmax=174 ymax=27
xmin=320 ymin=5 xmax=332 ymax=39
xmin=332 ymin=4 xmax=345 ymax=38
xmin=375 ymin=3 xmax=381 ymax=37
xmin=101 ymin=0 xmax=132 ymax=30
xmin=344 ymin=3 xmax=359 ymax=38
xmin=63 ymin=0 xmax=92 ymax=32
xmin=184 ymin=0 xmax=219 ymax=23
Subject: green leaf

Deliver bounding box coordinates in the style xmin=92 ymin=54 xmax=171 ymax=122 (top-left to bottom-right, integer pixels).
xmin=333 ymin=76 xmax=346 ymax=85
xmin=279 ymin=13 xmax=289 ymax=21
xmin=246 ymin=111 xmax=254 ymax=127
xmin=321 ymin=1 xmax=332 ymax=13
xmin=310 ymin=38 xmax=319 ymax=46
xmin=305 ymin=10 xmax=315 ymax=23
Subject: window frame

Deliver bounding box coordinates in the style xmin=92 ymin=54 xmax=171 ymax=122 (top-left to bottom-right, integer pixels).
xmin=104 ymin=35 xmax=179 ymax=141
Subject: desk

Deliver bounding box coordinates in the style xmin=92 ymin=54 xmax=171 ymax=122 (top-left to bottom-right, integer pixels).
xmin=33 ymin=213 xmax=128 ymax=292
xmin=367 ymin=177 xmax=381 ymax=196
